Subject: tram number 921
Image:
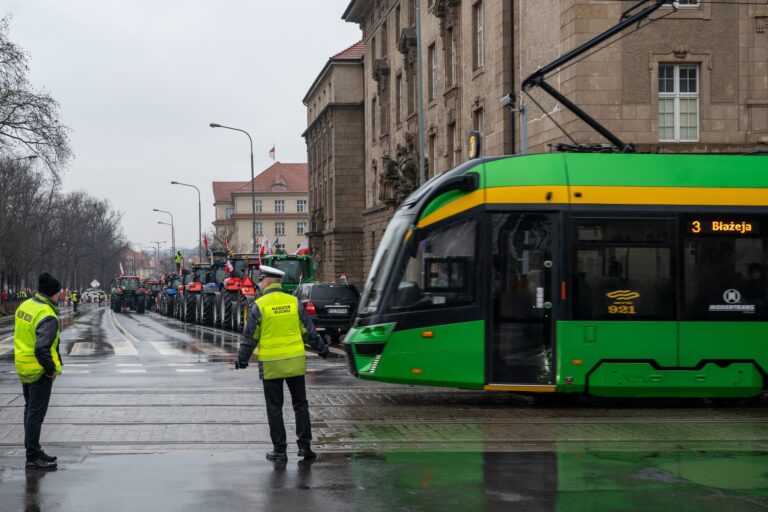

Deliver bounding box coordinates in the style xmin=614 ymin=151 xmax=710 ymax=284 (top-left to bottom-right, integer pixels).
xmin=608 ymin=305 xmax=637 ymax=315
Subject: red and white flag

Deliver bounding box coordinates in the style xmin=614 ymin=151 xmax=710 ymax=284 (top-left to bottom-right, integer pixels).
xmin=294 ymin=238 xmax=310 ymax=255
xmin=225 ymin=259 xmax=234 ymax=274
xmin=119 ymin=262 xmax=124 ymax=275
xmin=259 ymin=237 xmax=270 ymax=265
xmin=268 ymin=145 xmax=276 ymax=161
xmin=203 ymin=234 xmax=209 ymax=253
xmin=225 ymin=236 xmax=230 ymax=251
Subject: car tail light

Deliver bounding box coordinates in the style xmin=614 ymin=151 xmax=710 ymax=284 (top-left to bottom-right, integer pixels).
xmin=304 ymin=301 xmax=317 ymax=315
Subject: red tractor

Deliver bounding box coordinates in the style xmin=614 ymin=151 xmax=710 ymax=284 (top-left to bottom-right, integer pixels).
xmin=219 ymin=254 xmax=260 ymax=331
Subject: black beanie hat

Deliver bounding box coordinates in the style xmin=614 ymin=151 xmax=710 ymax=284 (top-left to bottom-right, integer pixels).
xmin=38 ymin=273 xmax=61 ymax=298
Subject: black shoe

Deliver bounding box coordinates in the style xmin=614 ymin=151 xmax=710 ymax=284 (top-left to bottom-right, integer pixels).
xmin=297 ymin=447 xmax=317 ymax=459
xmin=40 ymin=452 xmax=57 ymax=463
xmin=25 ymin=458 xmax=57 ymax=471
xmin=266 ymin=450 xmax=287 ymax=462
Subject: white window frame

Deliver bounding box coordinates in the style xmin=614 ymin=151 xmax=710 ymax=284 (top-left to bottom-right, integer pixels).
xmin=253 ymin=200 xmax=262 ymax=213
xmin=428 ymin=43 xmax=437 ymax=101
xmin=297 ymin=199 xmax=307 ymax=213
xmin=225 ymin=207 xmax=234 ymax=219
xmin=255 ymin=222 xmax=263 ymax=236
xmin=663 ymin=0 xmax=699 ymax=8
xmin=659 ymin=63 xmax=699 ymax=143
xmin=449 ymin=31 xmax=457 ymax=87
xmin=297 ymin=222 xmax=307 ymax=235
xmin=474 ymin=2 xmax=484 ymax=69
xmin=275 ymin=222 xmax=285 ymax=236
xmin=274 ymin=200 xmax=285 ymax=213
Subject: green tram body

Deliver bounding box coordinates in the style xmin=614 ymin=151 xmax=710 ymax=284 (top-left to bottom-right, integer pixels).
xmin=343 ymin=153 xmax=768 ymax=398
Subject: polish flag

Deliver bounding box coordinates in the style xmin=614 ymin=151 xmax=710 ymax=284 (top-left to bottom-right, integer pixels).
xmin=225 ymin=236 xmax=230 ymax=251
xmin=203 ymin=234 xmax=209 ymax=253
xmin=294 ymin=238 xmax=310 ymax=255
xmin=268 ymin=146 xmax=276 ymax=161
xmin=119 ymin=262 xmax=124 ymax=275
xmin=225 ymin=259 xmax=233 ymax=274
xmin=259 ymin=237 xmax=270 ymax=265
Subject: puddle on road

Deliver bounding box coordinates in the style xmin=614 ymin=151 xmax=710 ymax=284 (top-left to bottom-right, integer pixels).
xmin=1 ymin=450 xmax=766 ymax=512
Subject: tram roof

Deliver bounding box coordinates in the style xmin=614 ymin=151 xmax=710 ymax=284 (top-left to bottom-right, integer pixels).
xmin=415 ymin=153 xmax=768 ymax=226
xmin=469 ymin=153 xmax=768 ymax=189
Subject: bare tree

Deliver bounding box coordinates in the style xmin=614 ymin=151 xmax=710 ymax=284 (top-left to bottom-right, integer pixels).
xmin=0 ymin=16 xmax=71 ymax=175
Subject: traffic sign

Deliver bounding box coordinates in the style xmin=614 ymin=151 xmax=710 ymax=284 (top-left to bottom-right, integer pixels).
xmin=90 ymin=280 xmax=100 ymax=288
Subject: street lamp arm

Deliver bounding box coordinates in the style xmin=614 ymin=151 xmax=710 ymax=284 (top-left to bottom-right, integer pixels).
xmin=209 ymin=123 xmax=253 ymax=147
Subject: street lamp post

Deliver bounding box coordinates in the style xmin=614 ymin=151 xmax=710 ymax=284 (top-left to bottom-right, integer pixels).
xmin=149 ymin=241 xmax=165 ymax=274
xmin=209 ymin=123 xmax=257 ymax=253
xmin=157 ymin=222 xmax=175 ymax=266
xmin=153 ymin=209 xmax=175 ymax=255
xmin=170 ymin=181 xmax=202 ymax=263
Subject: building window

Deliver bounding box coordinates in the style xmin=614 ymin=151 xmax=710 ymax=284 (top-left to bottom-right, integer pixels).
xmin=447 ymin=123 xmax=459 ymax=168
xmin=275 ymin=222 xmax=285 ymax=236
xmin=255 ymin=222 xmax=263 ymax=236
xmin=428 ymin=43 xmax=437 ymax=101
xmin=372 ymin=97 xmax=377 ymax=143
xmin=659 ymin=63 xmax=699 ymax=142
xmin=473 ymin=107 xmax=484 ymax=137
xmin=408 ymin=70 xmax=416 ymax=114
xmin=275 ymin=200 xmax=285 ymax=213
xmin=428 ymin=133 xmax=437 ymax=177
xmin=473 ymin=2 xmax=484 ymax=69
xmin=297 ymin=199 xmax=307 ymax=213
xmin=225 ymin=208 xmax=234 ymax=219
xmin=396 ymin=74 xmax=404 ymax=123
xmin=381 ymin=22 xmax=388 ymax=58
xmin=253 ymin=200 xmax=262 ymax=213
xmin=395 ymin=4 xmax=401 ymax=37
xmin=664 ymin=0 xmax=699 ymax=7
xmin=447 ymin=28 xmax=457 ymax=88
xmin=297 ymin=222 xmax=307 ymax=235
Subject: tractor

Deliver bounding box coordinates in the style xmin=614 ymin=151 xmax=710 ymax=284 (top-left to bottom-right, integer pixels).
xmin=144 ymin=278 xmax=163 ymax=311
xmin=219 ymin=253 xmax=260 ymax=331
xmin=261 ymin=254 xmax=315 ymax=293
xmin=197 ymin=255 xmax=230 ymax=327
xmin=110 ymin=275 xmax=146 ymax=314
xmin=181 ymin=265 xmax=208 ymax=323
xmin=158 ymin=273 xmax=180 ymax=316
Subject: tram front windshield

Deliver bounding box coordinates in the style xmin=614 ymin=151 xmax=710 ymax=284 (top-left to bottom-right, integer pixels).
xmin=359 ymin=212 xmax=414 ymax=315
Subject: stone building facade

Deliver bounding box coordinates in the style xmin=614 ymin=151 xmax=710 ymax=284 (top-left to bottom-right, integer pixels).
xmin=303 ymin=42 xmax=367 ymax=286
xmin=212 ymin=163 xmax=309 ymax=254
xmin=521 ymin=0 xmax=768 ymax=152
xmin=336 ymin=0 xmax=767 ymax=277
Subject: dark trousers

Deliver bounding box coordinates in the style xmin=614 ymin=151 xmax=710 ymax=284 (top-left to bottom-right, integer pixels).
xmin=22 ymin=377 xmax=53 ymax=461
xmin=262 ymin=376 xmax=312 ymax=452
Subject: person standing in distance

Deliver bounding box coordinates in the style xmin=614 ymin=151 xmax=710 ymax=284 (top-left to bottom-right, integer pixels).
xmin=175 ymin=251 xmax=184 ymax=274
xmin=237 ymin=265 xmax=329 ymax=461
xmin=14 ymin=273 xmax=63 ymax=470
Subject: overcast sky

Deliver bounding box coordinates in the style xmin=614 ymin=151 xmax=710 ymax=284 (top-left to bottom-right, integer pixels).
xmin=5 ymin=0 xmax=361 ymax=252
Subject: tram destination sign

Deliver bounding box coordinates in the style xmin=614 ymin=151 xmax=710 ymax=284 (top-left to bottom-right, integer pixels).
xmin=687 ymin=218 xmax=760 ymax=236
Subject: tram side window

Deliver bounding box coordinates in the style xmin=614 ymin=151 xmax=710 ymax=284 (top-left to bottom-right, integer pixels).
xmin=573 ymin=218 xmax=674 ymax=320
xmin=683 ymin=215 xmax=768 ymax=320
xmin=390 ymin=219 xmax=476 ymax=311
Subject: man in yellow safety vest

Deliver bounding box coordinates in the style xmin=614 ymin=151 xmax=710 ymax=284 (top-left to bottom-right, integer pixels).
xmin=14 ymin=273 xmax=62 ymax=470
xmin=175 ymin=251 xmax=183 ymax=273
xmin=237 ymin=265 xmax=328 ymax=461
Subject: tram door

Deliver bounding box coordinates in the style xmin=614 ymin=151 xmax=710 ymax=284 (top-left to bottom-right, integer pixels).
xmin=489 ymin=213 xmax=556 ymax=385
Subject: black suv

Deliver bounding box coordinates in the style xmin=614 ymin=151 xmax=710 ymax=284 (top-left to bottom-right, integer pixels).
xmin=293 ymin=282 xmax=360 ymax=343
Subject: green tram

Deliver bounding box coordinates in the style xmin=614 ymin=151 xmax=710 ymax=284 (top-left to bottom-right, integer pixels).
xmin=342 ymin=153 xmax=768 ymax=398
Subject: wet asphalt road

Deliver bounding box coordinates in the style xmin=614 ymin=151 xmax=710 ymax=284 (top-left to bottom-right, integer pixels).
xmin=0 ymin=304 xmax=767 ymax=511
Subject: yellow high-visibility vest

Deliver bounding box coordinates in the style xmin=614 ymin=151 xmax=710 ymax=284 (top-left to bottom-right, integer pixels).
xmin=255 ymin=291 xmax=305 ymax=362
xmin=14 ymin=296 xmax=61 ymax=384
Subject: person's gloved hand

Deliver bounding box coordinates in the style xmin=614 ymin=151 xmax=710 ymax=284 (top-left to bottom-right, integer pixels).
xmin=235 ymin=360 xmax=248 ymax=370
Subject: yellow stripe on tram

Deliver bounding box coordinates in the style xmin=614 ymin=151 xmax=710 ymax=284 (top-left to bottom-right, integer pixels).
xmin=417 ymin=185 xmax=768 ymax=230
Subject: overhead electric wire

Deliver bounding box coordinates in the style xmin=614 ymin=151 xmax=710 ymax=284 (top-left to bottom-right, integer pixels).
xmin=522 ymin=90 xmax=580 ymax=146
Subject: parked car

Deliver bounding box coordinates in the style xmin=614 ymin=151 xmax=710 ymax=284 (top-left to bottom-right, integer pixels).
xmin=293 ymin=282 xmax=360 ymax=344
